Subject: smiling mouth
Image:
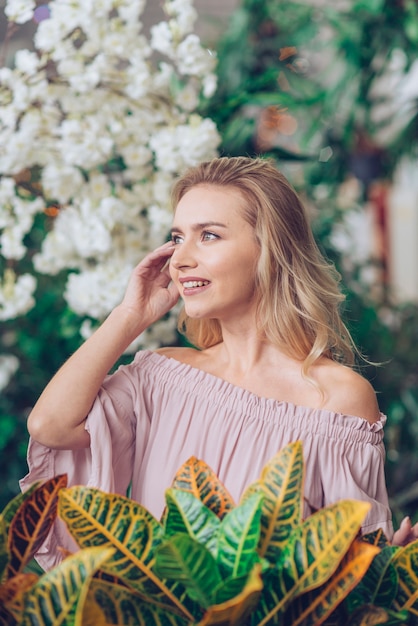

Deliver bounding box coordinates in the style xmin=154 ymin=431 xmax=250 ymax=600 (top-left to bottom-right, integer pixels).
xmin=182 ymin=280 xmax=210 ymax=288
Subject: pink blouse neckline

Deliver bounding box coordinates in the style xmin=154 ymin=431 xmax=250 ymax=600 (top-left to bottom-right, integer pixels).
xmin=147 ymin=350 xmax=385 ymax=433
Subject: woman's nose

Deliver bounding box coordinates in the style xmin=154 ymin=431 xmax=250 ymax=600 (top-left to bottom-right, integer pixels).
xmin=170 ymin=242 xmax=198 ymax=270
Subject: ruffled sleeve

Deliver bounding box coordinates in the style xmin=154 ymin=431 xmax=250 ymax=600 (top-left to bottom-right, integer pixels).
xmin=301 ymin=411 xmax=393 ymax=538
xmin=19 ymin=360 xmax=150 ymax=571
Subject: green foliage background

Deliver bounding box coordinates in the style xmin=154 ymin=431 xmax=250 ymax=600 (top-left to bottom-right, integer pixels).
xmin=1 ymin=0 xmax=418 ymax=530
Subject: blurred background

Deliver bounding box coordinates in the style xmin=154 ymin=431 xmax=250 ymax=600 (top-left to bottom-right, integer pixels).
xmin=1 ymin=0 xmax=418 ymax=529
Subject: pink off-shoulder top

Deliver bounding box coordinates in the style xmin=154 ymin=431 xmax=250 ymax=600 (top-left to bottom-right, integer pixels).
xmin=20 ymin=350 xmax=393 ymax=571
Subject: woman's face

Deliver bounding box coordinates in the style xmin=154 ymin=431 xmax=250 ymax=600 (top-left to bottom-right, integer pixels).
xmin=169 ymin=185 xmax=260 ymax=324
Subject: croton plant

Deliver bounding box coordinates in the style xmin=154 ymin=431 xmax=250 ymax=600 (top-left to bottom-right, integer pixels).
xmin=0 ymin=441 xmax=417 ymax=625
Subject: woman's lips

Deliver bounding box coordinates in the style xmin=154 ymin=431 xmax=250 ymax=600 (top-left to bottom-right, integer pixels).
xmin=180 ymin=278 xmax=211 ymax=294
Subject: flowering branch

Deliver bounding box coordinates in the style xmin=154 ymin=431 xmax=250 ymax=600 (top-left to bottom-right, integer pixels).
xmin=0 ymin=0 xmax=220 ymax=350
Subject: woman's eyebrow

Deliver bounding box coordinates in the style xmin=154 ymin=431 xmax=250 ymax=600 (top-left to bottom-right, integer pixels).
xmin=170 ymin=221 xmax=228 ymax=235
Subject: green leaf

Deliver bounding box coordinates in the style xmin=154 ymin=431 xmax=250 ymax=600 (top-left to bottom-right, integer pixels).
xmin=82 ymin=577 xmax=191 ymax=625
xmin=22 ymin=546 xmax=113 ymax=626
xmin=360 ymin=528 xmax=391 ymax=548
xmin=212 ymin=572 xmax=252 ymax=605
xmin=241 ymin=440 xmax=304 ymax=560
xmin=196 ymin=563 xmax=263 ymax=626
xmin=345 ymin=545 xmax=399 ymax=613
xmin=165 ymin=488 xmax=220 ymax=553
xmin=345 ymin=605 xmax=408 ymax=626
xmin=154 ymin=534 xmax=222 ymax=609
xmin=216 ymin=492 xmax=263 ymax=579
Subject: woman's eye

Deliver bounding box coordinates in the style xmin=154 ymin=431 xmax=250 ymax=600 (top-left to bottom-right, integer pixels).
xmin=171 ymin=235 xmax=183 ymax=245
xmin=202 ymin=231 xmax=218 ymax=241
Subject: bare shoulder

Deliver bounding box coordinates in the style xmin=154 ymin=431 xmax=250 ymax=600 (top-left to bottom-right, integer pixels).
xmin=319 ymin=361 xmax=381 ymax=424
xmin=154 ymin=345 xmax=202 ymax=367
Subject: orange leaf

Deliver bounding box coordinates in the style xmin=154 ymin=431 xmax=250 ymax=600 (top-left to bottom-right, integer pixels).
xmin=0 ymin=572 xmax=38 ymax=624
xmin=7 ymin=475 xmax=67 ymax=577
xmin=171 ymin=457 xmax=235 ymax=519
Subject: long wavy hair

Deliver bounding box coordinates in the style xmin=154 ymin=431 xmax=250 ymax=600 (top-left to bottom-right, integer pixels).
xmin=171 ymin=156 xmax=357 ymax=375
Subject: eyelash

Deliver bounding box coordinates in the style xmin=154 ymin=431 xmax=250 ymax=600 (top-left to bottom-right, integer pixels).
xmin=171 ymin=231 xmax=219 ymax=245
xmin=202 ymin=231 xmax=218 ymax=241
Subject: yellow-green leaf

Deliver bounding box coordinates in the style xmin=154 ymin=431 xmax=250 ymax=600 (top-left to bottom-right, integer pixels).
xmin=22 ymin=546 xmax=113 ymax=626
xmin=392 ymin=538 xmax=418 ymax=617
xmin=282 ymin=539 xmax=380 ymax=626
xmin=82 ymin=578 xmax=191 ymax=625
xmin=241 ymin=440 xmax=304 ymax=560
xmin=58 ymin=486 xmax=195 ymax=621
xmin=253 ymin=499 xmax=370 ymax=625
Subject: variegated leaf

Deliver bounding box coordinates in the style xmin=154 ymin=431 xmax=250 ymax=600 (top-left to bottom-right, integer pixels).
xmin=344 ymin=605 xmax=408 ymax=625
xmin=22 ymin=546 xmax=113 ymax=626
xmin=216 ymin=492 xmax=263 ymax=579
xmin=1 ymin=482 xmax=41 ymax=534
xmin=7 ymin=475 xmax=67 ymax=578
xmin=171 ymin=457 xmax=235 ymax=519
xmin=252 ymin=499 xmax=370 ymax=625
xmin=59 ymin=486 xmax=195 ymax=621
xmin=0 ymin=572 xmax=38 ymax=625
xmin=154 ymin=534 xmax=222 ymax=608
xmin=282 ymin=539 xmax=380 ymax=626
xmin=345 ymin=544 xmax=399 ymax=614
xmin=241 ymin=440 xmax=304 ymax=560
xmin=197 ymin=563 xmax=263 ymax=626
xmin=360 ymin=528 xmax=391 ymax=548
xmin=82 ymin=577 xmax=191 ymax=625
xmin=392 ymin=538 xmax=418 ymax=617
xmin=0 ymin=515 xmax=8 ymax=582
xmin=165 ymin=488 xmax=220 ymax=552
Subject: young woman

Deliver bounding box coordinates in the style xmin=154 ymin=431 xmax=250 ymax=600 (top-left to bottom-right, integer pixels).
xmin=21 ymin=156 xmax=417 ymax=569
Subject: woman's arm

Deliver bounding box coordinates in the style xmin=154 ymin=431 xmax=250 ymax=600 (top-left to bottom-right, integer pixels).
xmin=27 ymin=242 xmax=178 ymax=450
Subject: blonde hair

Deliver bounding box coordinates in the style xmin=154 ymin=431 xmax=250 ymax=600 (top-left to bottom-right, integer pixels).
xmin=171 ymin=156 xmax=356 ymax=375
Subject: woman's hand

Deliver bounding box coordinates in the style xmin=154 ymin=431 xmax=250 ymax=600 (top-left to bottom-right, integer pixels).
xmin=120 ymin=241 xmax=180 ymax=331
xmin=392 ymin=516 xmax=418 ymax=546
xmin=27 ymin=241 xmax=180 ymax=449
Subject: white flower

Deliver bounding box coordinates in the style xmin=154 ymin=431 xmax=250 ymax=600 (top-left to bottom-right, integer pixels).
xmin=0 ymin=270 xmax=36 ymax=320
xmin=118 ymin=0 xmax=146 ymax=23
xmin=329 ymin=209 xmax=375 ymax=265
xmin=65 ymin=261 xmax=133 ymax=318
xmin=42 ymin=164 xmax=84 ymax=203
xmin=5 ymin=0 xmax=35 ymax=24
xmin=1 ymin=0 xmax=220 ymax=351
xmin=0 ymin=227 xmax=28 ymax=260
xmin=202 ymin=72 xmax=217 ymax=98
xmin=150 ymin=116 xmax=220 ymax=173
xmin=0 ymin=354 xmax=20 ymax=391
xmin=164 ymin=0 xmax=197 ymax=37
xmin=175 ymin=82 xmax=199 ymax=111
xmin=176 ymin=35 xmax=216 ymax=77
xmin=150 ymin=21 xmax=174 ymax=58
xmin=14 ymin=49 xmax=40 ymax=75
